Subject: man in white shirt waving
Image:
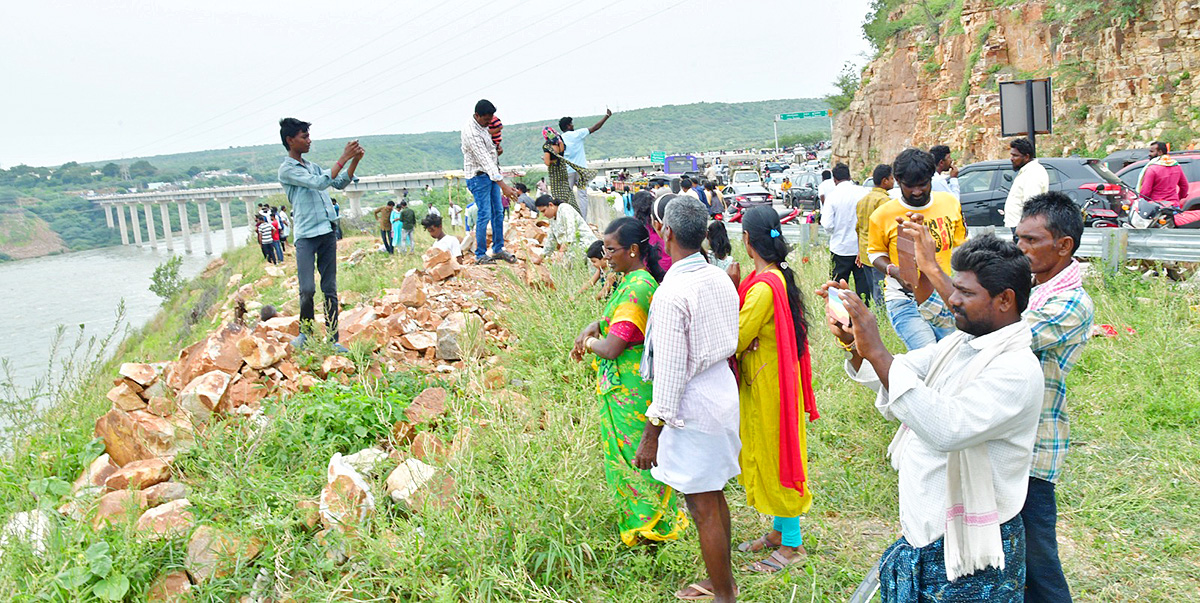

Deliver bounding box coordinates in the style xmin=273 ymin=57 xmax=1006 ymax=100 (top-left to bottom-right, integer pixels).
xmin=821 ymin=235 xmax=1043 ymax=601
xmin=1003 ymin=138 xmax=1049 ymax=228
xmin=560 ymin=109 xmax=613 ymax=220
xmin=821 ymin=163 xmax=871 ymax=303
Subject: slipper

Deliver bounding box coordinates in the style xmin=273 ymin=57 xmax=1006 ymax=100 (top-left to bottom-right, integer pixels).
xmin=737 ymin=532 xmax=779 ymax=553
xmin=745 ymin=550 xmax=802 ymax=574
xmin=674 ymin=583 xmax=739 ymax=601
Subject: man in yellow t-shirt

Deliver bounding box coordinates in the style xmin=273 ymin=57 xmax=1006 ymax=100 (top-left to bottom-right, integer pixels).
xmin=867 ymin=148 xmax=967 ymax=350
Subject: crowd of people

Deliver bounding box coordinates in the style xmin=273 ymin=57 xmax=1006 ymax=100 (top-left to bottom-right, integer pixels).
xmin=275 ymin=105 xmax=1098 ymax=601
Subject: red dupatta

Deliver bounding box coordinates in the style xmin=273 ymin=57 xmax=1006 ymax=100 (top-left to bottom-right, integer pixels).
xmin=737 ymin=269 xmax=819 ymax=493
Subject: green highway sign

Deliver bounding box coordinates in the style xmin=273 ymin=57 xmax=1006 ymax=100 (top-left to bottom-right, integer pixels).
xmin=650 ymin=151 xmax=666 ymax=162
xmin=777 ymin=110 xmax=831 ymax=121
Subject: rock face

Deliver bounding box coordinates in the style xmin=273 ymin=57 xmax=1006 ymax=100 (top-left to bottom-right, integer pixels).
xmin=833 ymin=0 xmax=1200 ymax=168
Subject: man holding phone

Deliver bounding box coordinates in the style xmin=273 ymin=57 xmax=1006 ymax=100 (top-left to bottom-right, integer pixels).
xmin=278 ymin=117 xmax=362 ymax=352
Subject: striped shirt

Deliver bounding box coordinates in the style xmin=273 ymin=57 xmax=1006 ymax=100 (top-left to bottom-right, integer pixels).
xmin=919 ymin=274 xmax=1094 ymax=483
xmin=256 ymin=221 xmax=275 ymax=244
xmin=461 ymin=118 xmax=501 ymax=181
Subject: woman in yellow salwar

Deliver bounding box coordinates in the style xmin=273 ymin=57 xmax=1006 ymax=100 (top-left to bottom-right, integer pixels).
xmin=572 ymin=217 xmax=686 ymax=546
xmin=733 ymin=205 xmax=820 ymax=573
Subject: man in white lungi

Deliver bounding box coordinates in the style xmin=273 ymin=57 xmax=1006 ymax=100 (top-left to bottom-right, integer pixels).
xmin=636 ymin=195 xmax=742 ymax=602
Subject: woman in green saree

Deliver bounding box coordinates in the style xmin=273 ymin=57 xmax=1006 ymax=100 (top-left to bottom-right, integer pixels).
xmin=572 ymin=217 xmax=685 ymax=546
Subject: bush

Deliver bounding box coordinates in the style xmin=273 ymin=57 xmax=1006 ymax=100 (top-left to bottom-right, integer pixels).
xmin=149 ymin=255 xmax=184 ymax=303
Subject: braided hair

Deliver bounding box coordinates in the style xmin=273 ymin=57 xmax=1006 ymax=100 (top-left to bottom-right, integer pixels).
xmin=740 ymin=205 xmax=809 ymax=345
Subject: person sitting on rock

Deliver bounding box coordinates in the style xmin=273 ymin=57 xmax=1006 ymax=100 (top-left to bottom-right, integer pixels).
xmin=422 ymin=213 xmax=462 ymax=258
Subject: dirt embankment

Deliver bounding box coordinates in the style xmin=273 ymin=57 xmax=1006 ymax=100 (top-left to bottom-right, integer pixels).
xmin=0 ymin=209 xmax=67 ymax=260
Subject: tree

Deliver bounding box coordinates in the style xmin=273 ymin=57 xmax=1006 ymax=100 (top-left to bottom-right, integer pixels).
xmin=149 ymin=255 xmax=184 ymax=303
xmin=101 ymin=163 xmax=120 ymax=178
xmin=129 ymin=160 xmax=157 ymax=179
xmin=186 ymin=166 xmax=203 ymax=177
xmin=825 ymin=63 xmax=861 ymax=112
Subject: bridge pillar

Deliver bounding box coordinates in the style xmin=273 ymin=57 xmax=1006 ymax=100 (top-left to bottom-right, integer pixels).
xmin=104 ymin=204 xmax=114 ymax=228
xmin=220 ymin=199 xmax=234 ymax=250
xmin=178 ymin=202 xmax=193 ymax=253
xmin=129 ymin=204 xmax=143 ymax=246
xmin=116 ymin=204 xmax=129 ymax=245
xmin=346 ymin=190 xmax=363 ymax=220
xmin=159 ymin=203 xmax=174 ymax=252
xmin=197 ymin=200 xmax=213 ymax=255
xmin=142 ymin=204 xmax=158 ymax=249
xmin=241 ymin=196 xmax=256 ymax=227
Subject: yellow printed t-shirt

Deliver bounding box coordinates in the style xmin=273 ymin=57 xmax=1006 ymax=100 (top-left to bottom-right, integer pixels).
xmin=867 ymin=191 xmax=966 ymax=302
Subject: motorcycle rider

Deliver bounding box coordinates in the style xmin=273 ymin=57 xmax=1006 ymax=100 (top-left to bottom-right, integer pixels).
xmin=1138 ymin=141 xmax=1190 ymax=207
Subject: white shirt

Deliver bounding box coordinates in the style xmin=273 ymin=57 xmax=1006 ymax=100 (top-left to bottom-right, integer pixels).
xmin=461 ymin=118 xmax=502 ymax=181
xmin=680 ymin=188 xmax=700 ymax=201
xmin=932 ymin=172 xmax=960 ymax=198
xmin=562 ymin=128 xmax=590 ymax=173
xmin=431 ymin=234 xmax=462 ymax=257
xmin=543 ymin=203 xmax=597 ymax=251
xmin=817 ymin=178 xmax=835 ymax=202
xmin=821 ymin=180 xmax=865 ymax=256
xmin=1003 ymin=159 xmax=1050 ymax=227
xmin=845 ymin=321 xmax=1043 ymax=547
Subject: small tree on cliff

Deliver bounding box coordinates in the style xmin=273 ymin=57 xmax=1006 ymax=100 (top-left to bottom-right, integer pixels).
xmin=149 ymin=255 xmax=184 ymax=304
xmin=825 ymin=63 xmax=861 ymax=112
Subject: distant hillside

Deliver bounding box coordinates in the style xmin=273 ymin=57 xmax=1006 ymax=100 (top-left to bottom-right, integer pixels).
xmin=0 ymin=207 xmax=67 ymax=261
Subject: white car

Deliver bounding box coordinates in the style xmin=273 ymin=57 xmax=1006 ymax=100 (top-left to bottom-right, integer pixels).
xmin=731 ymin=170 xmax=762 ymax=185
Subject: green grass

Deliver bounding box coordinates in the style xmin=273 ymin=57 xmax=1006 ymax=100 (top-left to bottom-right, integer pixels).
xmin=2 ymin=225 xmax=1199 ymax=600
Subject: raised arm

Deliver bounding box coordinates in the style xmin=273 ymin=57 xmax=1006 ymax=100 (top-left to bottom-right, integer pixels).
xmin=589 ymin=108 xmax=613 ymax=133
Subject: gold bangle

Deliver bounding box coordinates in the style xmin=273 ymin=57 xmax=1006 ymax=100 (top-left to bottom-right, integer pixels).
xmin=837 ymin=338 xmax=855 ymax=352
xmin=585 ymin=337 xmax=599 ymax=351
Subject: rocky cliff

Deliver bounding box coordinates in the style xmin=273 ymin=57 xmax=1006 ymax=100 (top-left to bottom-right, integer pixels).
xmin=833 ymin=0 xmax=1200 ymax=169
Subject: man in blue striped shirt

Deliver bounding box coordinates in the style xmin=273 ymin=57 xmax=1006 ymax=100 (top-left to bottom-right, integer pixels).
xmin=277 ymin=117 xmax=362 ymax=352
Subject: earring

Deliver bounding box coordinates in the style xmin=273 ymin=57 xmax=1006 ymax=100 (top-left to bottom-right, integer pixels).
xmin=630 ymin=251 xmax=636 ymax=257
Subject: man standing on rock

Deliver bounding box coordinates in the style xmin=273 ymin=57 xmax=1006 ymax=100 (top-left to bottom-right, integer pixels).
xmin=462 ymin=99 xmax=520 ymax=265
xmin=560 ymin=109 xmax=613 ymax=220
xmin=277 ymin=117 xmax=361 ymax=353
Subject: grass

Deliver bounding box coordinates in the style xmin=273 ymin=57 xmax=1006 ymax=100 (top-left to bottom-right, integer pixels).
xmin=2 ymin=223 xmax=1199 ymax=600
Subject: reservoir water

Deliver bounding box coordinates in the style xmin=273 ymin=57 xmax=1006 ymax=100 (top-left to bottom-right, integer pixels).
xmin=0 ymin=226 xmax=252 ymax=395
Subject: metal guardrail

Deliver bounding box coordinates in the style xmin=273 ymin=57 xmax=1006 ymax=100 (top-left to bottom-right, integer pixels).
xmin=725 ymin=222 xmax=1200 ymax=270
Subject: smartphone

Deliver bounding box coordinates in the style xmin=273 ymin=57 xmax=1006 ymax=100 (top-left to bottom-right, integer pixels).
xmin=827 ymin=287 xmax=852 ymax=326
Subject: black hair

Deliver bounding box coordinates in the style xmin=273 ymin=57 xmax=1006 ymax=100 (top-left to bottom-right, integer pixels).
xmin=821 ymin=170 xmax=831 ymax=180
xmin=632 ymin=190 xmax=656 ymax=228
xmin=400 ymin=200 xmax=408 ymax=207
xmin=670 ymin=178 xmax=681 ymax=194
xmin=892 ymin=148 xmax=937 ymax=186
xmin=421 ymin=213 xmax=443 ymax=229
xmin=704 ymin=181 xmax=716 ymax=191
xmin=559 ymin=116 xmax=573 ymax=131
xmin=740 ymin=205 xmax=809 ymax=347
xmin=474 ymin=99 xmax=497 ymax=116
xmin=1009 ymin=137 xmax=1035 ymax=159
xmin=1151 ymin=141 xmax=1169 ymax=154
xmin=514 ymin=182 xmax=528 ymax=193
xmin=1020 ymin=191 xmax=1084 ymax=254
xmin=534 ymin=194 xmax=557 ymax=208
xmin=706 ymin=220 xmax=732 ymax=260
xmin=586 ymin=239 xmax=605 ymax=260
xmin=386 ymin=200 xmax=395 ymax=207
xmin=872 ymin=163 xmax=893 ymax=184
xmin=831 ymin=163 xmax=851 ymax=181
xmin=279 ymin=117 xmax=310 ymax=150
xmin=605 ymin=217 xmax=666 ymax=282
xmin=255 ymin=214 xmax=265 ymax=222
xmin=681 ymin=177 xmax=693 ymax=188
xmin=950 ymin=235 xmax=1033 ymax=312
xmin=929 ymin=145 xmax=951 ymax=165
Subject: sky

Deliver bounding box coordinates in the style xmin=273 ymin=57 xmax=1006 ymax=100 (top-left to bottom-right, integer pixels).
xmin=0 ymin=0 xmax=873 ymax=168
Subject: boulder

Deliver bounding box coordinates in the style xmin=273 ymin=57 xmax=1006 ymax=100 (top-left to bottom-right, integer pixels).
xmin=436 ymin=312 xmax=482 ymax=360
xmin=138 ymin=481 xmax=187 ymax=508
xmin=107 ymin=381 xmax=147 ymax=412
xmin=405 ymin=387 xmax=447 ymax=424
xmin=411 ymin=431 xmax=448 ymax=463
xmin=259 ymin=315 xmax=301 ymax=337
xmin=168 ymin=327 xmax=247 ymax=391
xmin=177 ymin=370 xmax=233 ymax=422
xmin=146 ymin=570 xmax=193 ymax=602
xmin=341 ymin=447 xmax=389 ymax=476
xmin=398 ymin=275 xmax=427 ymax=307
xmin=264 ymin=265 xmax=285 ymax=277
xmin=105 ymin=458 xmax=171 ymax=491
xmin=135 ymin=499 xmax=194 ymax=539
xmin=427 ymin=258 xmax=460 ymax=281
xmin=423 ymin=247 xmax=452 ymax=269
xmin=185 ymin=526 xmax=263 ymax=584
xmin=400 ymin=331 xmax=437 ymax=352
xmin=72 ymin=453 xmax=119 ymax=495
xmin=92 ymin=490 xmax=144 ymax=529
xmin=225 ymin=378 xmax=267 ymax=411
xmin=319 ymin=453 xmax=375 ymax=531
xmin=337 ymin=307 xmax=379 ymax=342
xmin=148 ymin=396 xmax=177 ymax=417
xmin=483 ymin=366 xmax=506 ymax=390
xmin=320 ymin=355 xmax=356 ymax=378
xmin=385 ymin=458 xmax=438 ymax=506
xmin=236 ymin=335 xmax=286 ymax=370
xmin=94 ymin=409 xmax=191 ymax=466
xmin=119 ymin=362 xmax=159 ymax=388
xmin=0 ymin=510 xmax=53 ymax=559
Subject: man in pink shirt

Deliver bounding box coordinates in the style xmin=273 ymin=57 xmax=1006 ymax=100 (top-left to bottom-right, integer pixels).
xmin=1139 ymin=141 xmax=1190 ymax=206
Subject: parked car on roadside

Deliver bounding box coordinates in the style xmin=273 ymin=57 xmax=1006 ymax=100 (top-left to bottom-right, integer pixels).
xmin=955 ymin=158 xmax=1134 ymax=226
xmin=721 ymin=184 xmax=774 ymax=209
xmin=1115 ymin=151 xmax=1200 ymax=210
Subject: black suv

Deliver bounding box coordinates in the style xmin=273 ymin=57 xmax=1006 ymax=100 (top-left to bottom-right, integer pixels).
xmin=956 ymin=158 xmax=1129 ymax=226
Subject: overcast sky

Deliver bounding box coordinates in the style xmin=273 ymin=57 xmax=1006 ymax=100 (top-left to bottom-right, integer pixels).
xmin=1 ymin=0 xmax=872 ymax=168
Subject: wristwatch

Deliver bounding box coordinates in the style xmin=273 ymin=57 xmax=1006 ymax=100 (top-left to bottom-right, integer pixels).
xmin=648 ymin=416 xmax=664 ymax=427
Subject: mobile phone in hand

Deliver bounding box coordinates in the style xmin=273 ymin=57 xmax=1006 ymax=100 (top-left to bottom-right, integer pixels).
xmin=827 ymin=287 xmax=852 ymax=326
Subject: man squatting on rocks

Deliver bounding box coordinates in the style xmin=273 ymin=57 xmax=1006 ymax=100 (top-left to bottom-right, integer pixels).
xmin=277 ymin=117 xmax=361 ymax=353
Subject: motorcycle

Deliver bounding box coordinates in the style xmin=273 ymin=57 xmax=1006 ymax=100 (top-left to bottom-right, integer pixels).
xmin=1129 ymin=198 xmax=1200 ymax=229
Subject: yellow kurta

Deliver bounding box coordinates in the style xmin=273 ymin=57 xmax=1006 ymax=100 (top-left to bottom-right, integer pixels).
xmin=736 ymin=273 xmax=813 ymax=518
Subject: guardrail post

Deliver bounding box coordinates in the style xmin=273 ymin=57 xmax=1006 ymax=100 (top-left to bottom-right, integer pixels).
xmin=798 ymin=223 xmax=810 ymax=250
xmin=1102 ymin=229 xmax=1129 ymax=274
xmin=808 ymin=222 xmax=819 ymax=249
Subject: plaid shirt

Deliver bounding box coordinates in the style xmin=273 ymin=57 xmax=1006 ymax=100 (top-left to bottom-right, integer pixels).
xmin=461 ymin=118 xmax=502 ymax=181
xmin=919 ymin=280 xmax=1094 ymax=483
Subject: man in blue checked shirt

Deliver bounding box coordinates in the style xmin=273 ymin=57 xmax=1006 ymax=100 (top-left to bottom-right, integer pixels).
xmin=901 ymin=191 xmax=1094 ymax=603
xmin=277 ymin=117 xmax=363 ymax=353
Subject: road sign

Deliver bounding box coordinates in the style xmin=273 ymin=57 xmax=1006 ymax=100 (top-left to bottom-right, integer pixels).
xmin=650 ymin=151 xmax=666 ymax=163
xmin=999 ymin=78 xmax=1052 ymax=138
xmin=777 ymin=110 xmax=831 ymax=121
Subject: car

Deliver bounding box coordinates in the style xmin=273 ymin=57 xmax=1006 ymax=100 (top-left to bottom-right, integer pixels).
xmin=731 ymin=169 xmax=762 ymax=185
xmin=763 ymin=162 xmax=788 ymax=175
xmin=1115 ymin=152 xmax=1200 ymax=210
xmin=955 ymin=157 xmax=1134 ymax=226
xmin=783 ymin=172 xmax=822 ymax=210
xmin=721 ymin=184 xmax=774 ymax=209
xmin=764 ymin=173 xmax=789 ymax=196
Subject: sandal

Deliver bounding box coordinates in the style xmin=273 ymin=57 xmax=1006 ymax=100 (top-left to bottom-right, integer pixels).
xmin=737 ymin=532 xmax=779 ymax=553
xmin=745 ymin=549 xmax=803 ymax=574
xmin=674 ymin=583 xmax=739 ymax=601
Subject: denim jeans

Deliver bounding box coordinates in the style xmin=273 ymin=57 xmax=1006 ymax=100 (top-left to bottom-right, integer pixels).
xmin=1021 ymin=477 xmax=1072 ymax=602
xmin=467 ymin=174 xmax=505 ymax=259
xmin=400 ymin=227 xmax=414 ymax=252
xmin=380 ymin=229 xmax=394 ymax=254
xmin=273 ymin=240 xmax=284 ymax=262
xmin=864 ymin=264 xmax=886 ymax=307
xmin=295 ymin=231 xmax=340 ymax=341
xmin=886 ymin=295 xmax=954 ymax=351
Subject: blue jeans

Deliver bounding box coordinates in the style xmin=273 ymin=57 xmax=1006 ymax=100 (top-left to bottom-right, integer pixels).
xmin=273 ymin=240 xmax=284 ymax=262
xmin=886 ymin=296 xmax=954 ymax=351
xmin=400 ymin=228 xmax=414 ymax=252
xmin=467 ymin=174 xmax=505 ymax=259
xmin=1021 ymin=477 xmax=1072 ymax=602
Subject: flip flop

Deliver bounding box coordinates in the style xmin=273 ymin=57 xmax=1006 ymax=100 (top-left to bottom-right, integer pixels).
xmin=736 ymin=532 xmax=779 ymax=553
xmin=745 ymin=550 xmax=802 ymax=574
xmin=674 ymin=583 xmax=739 ymax=601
